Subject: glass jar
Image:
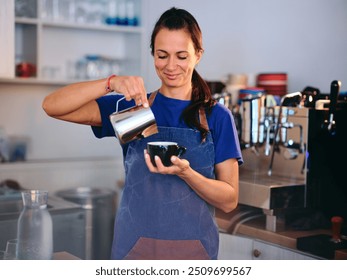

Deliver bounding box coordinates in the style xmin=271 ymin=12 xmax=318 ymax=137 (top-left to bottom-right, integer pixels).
xmin=16 ymin=190 xmax=53 ymax=260
xmin=85 ymin=55 xmax=102 ymax=79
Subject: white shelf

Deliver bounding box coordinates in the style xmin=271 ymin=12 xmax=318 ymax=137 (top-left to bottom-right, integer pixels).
xmin=41 ymin=20 xmax=144 ymax=33
xmin=15 ymin=17 xmax=39 ymax=25
xmin=0 ymin=77 xmax=75 ymax=86
xmin=15 ymin=17 xmax=143 ymax=33
xmin=1 ymin=0 xmax=145 ymax=82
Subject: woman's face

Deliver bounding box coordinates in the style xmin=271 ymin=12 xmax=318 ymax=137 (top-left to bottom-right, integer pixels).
xmin=153 ymin=28 xmax=202 ymax=96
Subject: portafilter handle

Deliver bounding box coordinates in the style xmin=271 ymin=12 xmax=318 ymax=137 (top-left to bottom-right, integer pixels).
xmin=323 ymin=80 xmax=341 ymax=133
xmin=329 ymin=80 xmax=341 ymax=115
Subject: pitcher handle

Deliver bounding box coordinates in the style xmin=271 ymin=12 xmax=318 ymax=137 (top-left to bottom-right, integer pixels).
xmin=177 ymin=146 xmax=187 ymax=157
xmin=115 ymin=90 xmax=159 ymax=113
xmin=115 ymin=96 xmax=126 ymax=113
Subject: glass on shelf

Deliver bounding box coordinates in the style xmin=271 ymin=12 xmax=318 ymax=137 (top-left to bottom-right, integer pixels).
xmin=41 ymin=0 xmax=76 ymax=23
xmin=39 ymin=0 xmax=140 ymax=27
xmin=73 ymin=54 xmax=121 ymax=80
xmin=105 ymin=0 xmax=139 ymax=26
xmin=15 ymin=0 xmax=37 ymax=18
xmin=41 ymin=65 xmax=62 ymax=80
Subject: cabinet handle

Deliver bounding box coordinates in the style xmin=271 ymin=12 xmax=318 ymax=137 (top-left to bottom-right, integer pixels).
xmin=253 ymin=249 xmax=261 ymax=258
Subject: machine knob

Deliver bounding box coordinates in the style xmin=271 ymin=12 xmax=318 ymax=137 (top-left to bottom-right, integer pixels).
xmin=253 ymin=249 xmax=261 ymax=258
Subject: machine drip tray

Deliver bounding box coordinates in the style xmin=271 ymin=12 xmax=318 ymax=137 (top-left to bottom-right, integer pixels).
xmin=297 ymin=234 xmax=347 ymax=259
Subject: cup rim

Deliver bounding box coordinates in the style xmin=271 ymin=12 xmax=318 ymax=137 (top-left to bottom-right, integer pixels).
xmin=147 ymin=141 xmax=177 ymax=146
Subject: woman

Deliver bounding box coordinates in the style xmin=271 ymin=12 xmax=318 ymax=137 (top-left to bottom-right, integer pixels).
xmin=42 ymin=7 xmax=243 ymax=260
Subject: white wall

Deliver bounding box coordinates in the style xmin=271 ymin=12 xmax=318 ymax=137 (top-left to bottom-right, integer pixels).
xmin=143 ymin=0 xmax=347 ymax=93
xmin=0 ymin=84 xmax=122 ymax=161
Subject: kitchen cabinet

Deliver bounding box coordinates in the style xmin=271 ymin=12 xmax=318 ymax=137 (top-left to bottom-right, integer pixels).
xmin=251 ymin=239 xmax=319 ymax=260
xmin=218 ymin=233 xmax=320 ymax=260
xmin=0 ymin=0 xmax=145 ymax=85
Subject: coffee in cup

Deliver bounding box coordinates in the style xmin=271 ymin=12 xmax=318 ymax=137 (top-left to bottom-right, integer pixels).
xmin=147 ymin=141 xmax=186 ymax=167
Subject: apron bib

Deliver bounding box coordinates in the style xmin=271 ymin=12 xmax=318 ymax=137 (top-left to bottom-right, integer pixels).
xmin=111 ymin=95 xmax=219 ymax=260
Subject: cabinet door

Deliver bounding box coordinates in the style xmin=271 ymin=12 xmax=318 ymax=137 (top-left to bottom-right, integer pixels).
xmin=252 ymin=240 xmax=318 ymax=260
xmin=0 ymin=0 xmax=15 ymax=78
xmin=218 ymin=233 xmax=253 ymax=260
xmin=218 ymin=233 xmax=320 ymax=260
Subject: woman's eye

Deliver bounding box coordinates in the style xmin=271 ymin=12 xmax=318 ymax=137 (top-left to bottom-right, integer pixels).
xmin=158 ymin=55 xmax=167 ymax=59
xmin=178 ymin=56 xmax=187 ymax=60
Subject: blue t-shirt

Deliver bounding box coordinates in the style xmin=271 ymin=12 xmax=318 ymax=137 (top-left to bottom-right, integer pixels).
xmin=92 ymin=92 xmax=243 ymax=165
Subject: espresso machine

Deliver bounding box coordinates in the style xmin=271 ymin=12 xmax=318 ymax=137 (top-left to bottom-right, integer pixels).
xmin=305 ymin=81 xmax=347 ymax=227
xmin=234 ymin=80 xmax=347 ymax=233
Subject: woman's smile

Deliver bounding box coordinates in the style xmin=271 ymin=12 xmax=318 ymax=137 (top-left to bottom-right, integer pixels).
xmin=164 ymin=72 xmax=180 ymax=80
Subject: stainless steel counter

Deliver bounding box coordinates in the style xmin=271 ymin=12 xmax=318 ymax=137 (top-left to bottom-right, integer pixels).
xmin=0 ymin=195 xmax=82 ymax=219
xmin=239 ymin=171 xmax=305 ymax=210
xmin=238 ymin=169 xmax=306 ymax=232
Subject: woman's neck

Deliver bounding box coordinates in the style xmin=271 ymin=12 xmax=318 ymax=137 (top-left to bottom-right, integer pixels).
xmin=159 ymin=85 xmax=192 ymax=100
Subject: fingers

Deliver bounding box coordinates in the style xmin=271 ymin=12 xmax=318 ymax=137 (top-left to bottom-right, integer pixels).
xmin=171 ymin=156 xmax=190 ymax=174
xmin=144 ymin=149 xmax=156 ymax=172
xmin=144 ymin=150 xmax=163 ymax=173
xmin=111 ymin=76 xmax=149 ymax=108
xmin=144 ymin=150 xmax=189 ymax=175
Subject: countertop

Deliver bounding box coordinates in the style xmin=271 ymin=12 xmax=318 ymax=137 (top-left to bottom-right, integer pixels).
xmin=215 ymin=208 xmax=347 ymax=260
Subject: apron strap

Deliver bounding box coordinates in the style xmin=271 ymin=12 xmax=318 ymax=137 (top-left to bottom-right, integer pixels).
xmin=148 ymin=90 xmax=158 ymax=106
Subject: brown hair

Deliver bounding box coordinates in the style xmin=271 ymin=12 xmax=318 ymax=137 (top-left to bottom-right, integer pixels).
xmin=150 ymin=7 xmax=215 ymax=141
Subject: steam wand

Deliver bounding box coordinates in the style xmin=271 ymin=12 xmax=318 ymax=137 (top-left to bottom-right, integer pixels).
xmin=267 ymin=92 xmax=302 ymax=176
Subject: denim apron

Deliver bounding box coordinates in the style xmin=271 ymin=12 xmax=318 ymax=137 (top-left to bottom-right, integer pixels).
xmin=111 ymin=92 xmax=219 ymax=260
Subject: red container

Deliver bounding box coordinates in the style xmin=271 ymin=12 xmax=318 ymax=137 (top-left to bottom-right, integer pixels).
xmin=16 ymin=62 xmax=36 ymax=78
xmin=256 ymin=73 xmax=287 ymax=96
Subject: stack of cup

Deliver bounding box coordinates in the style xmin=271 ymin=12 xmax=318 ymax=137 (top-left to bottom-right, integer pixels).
xmin=4 ymin=239 xmax=18 ymax=260
xmin=0 ymin=239 xmax=18 ymax=260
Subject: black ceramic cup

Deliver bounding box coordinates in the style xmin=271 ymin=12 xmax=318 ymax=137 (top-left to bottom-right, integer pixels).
xmin=147 ymin=141 xmax=186 ymax=167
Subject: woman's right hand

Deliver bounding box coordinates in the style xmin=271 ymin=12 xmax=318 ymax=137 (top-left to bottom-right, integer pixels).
xmin=42 ymin=75 xmax=149 ymax=126
xmin=110 ymin=76 xmax=149 ymax=108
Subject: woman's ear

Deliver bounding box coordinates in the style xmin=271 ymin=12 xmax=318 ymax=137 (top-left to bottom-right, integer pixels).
xmin=195 ymin=49 xmax=203 ymax=65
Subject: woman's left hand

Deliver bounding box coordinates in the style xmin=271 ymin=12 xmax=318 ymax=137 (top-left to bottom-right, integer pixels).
xmin=144 ymin=150 xmax=239 ymax=213
xmin=144 ymin=149 xmax=190 ymax=176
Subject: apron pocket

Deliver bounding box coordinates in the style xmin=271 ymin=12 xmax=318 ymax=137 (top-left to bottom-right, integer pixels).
xmin=124 ymin=237 xmax=210 ymax=260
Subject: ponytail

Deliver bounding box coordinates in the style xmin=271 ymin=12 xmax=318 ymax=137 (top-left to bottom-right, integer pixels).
xmin=181 ymin=69 xmax=215 ymax=142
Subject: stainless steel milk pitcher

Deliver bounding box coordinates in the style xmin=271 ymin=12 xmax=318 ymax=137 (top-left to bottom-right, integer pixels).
xmin=239 ymin=92 xmax=266 ymax=147
xmin=109 ymin=96 xmax=158 ymax=144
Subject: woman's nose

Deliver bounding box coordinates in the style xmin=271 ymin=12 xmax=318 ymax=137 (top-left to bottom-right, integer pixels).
xmin=166 ymin=57 xmax=177 ymax=70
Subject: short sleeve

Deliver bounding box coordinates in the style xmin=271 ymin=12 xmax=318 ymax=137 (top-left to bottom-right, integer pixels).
xmin=209 ymin=104 xmax=243 ymax=165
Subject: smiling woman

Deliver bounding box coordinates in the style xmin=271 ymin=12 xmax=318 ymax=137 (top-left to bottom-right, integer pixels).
xmin=42 ymin=7 xmax=243 ymax=260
